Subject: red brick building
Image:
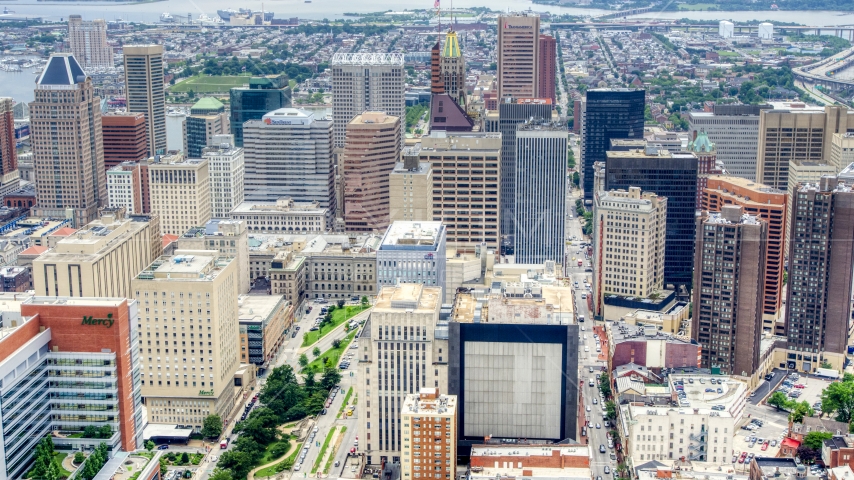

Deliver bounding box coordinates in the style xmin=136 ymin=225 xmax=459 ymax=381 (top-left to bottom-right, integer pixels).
xmin=0 ymin=98 xmax=16 ymax=176
xmin=538 ymin=34 xmax=557 ymax=105
xmin=102 ymin=113 xmax=148 ymax=168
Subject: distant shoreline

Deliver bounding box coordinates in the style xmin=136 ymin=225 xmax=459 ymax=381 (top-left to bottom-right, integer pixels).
xmin=17 ymin=0 xmax=167 ymax=4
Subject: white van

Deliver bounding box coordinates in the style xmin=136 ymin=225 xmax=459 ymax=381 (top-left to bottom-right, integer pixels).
xmin=584 ymin=346 xmax=590 ymax=352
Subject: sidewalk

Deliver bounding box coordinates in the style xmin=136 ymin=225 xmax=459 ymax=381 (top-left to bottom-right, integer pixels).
xmin=248 ymin=441 xmax=301 ymax=480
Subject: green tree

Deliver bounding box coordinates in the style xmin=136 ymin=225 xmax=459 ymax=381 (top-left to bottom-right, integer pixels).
xmin=99 ymin=425 xmax=112 ymax=438
xmin=768 ymin=391 xmax=790 ymax=411
xmin=572 ymin=172 xmax=580 ymax=187
xmin=181 ymin=452 xmax=190 ymax=464
xmin=74 ymin=451 xmax=86 ymax=464
xmin=822 ymin=379 xmax=854 ymax=422
xmin=313 ymin=346 xmax=321 ymax=357
xmin=209 ymin=468 xmax=235 ymax=480
xmin=159 ymin=457 xmax=168 ymax=476
xmin=238 ymin=407 xmax=281 ymax=445
xmin=145 ymin=440 xmax=155 ymax=452
xmin=321 ymin=366 xmax=342 ymax=391
xmin=789 ymin=401 xmax=815 ymax=423
xmin=804 ymin=431 xmax=833 ymax=450
xmin=29 ymin=436 xmax=55 ymax=479
xmin=201 ymin=414 xmax=224 ymax=439
xmin=599 ymin=374 xmax=611 ymax=399
xmin=821 ymin=361 xmax=833 ymax=369
xmin=361 ymin=296 xmax=369 ymax=306
xmin=298 ymin=354 xmax=309 ymax=367
xmin=83 ymin=425 xmax=99 ymax=438
xmin=605 ymin=401 xmax=617 ymax=420
xmin=332 ymin=338 xmax=342 ymax=349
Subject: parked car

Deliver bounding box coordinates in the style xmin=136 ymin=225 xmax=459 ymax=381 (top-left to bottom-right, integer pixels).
xmin=599 ymin=445 xmax=606 ymax=453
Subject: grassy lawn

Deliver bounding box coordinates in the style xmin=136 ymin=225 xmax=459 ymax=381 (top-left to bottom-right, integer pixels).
xmin=55 ymin=453 xmax=72 ymax=478
xmin=289 ymin=79 xmax=297 ymax=89
xmin=337 ymin=387 xmax=354 ymax=419
xmin=304 ymin=331 xmax=356 ymax=372
xmin=301 ymin=305 xmax=368 ymax=347
xmin=170 ymin=75 xmax=252 ymax=93
xmin=259 ymin=440 xmax=292 ymax=465
xmin=255 ymin=442 xmax=302 ymax=478
xmin=718 ymin=51 xmax=742 ymax=58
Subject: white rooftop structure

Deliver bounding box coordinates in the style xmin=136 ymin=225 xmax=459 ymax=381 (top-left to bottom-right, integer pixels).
xmin=331 ymin=52 xmax=405 ymax=65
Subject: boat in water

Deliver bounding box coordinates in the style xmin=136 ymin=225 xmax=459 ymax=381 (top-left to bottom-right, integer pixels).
xmin=160 ymin=12 xmax=174 ymax=22
xmin=217 ymin=8 xmax=274 ymax=22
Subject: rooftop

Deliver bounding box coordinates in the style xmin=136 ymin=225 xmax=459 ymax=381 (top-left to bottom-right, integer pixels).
xmin=391 ymin=161 xmax=431 ymax=175
xmin=706 ymin=175 xmax=785 ymax=198
xmin=232 ymin=198 xmax=327 ymax=215
xmin=374 ymin=284 xmax=441 ymax=312
xmin=137 ymin=251 xmax=233 ymax=281
xmin=609 ymin=322 xmax=694 ymax=346
xmin=23 ymin=296 xmax=130 ymax=308
xmin=330 ymin=52 xmax=404 ymax=65
xmin=191 ymin=97 xmax=225 ymax=112
xmin=606 ymin=146 xmax=696 ymax=160
xmin=752 ymin=457 xmax=804 ymax=477
xmin=238 ymin=294 xmax=286 ymax=323
xmin=402 ymin=389 xmax=456 ymax=415
xmin=665 ymin=373 xmax=748 ymax=413
xmin=379 ymin=221 xmax=443 ymax=249
xmin=37 ymin=53 xmax=86 ymax=87
xmin=262 ymin=108 xmax=316 ymax=126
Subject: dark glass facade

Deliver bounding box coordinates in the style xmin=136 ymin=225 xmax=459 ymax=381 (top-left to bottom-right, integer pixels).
xmin=229 ymin=77 xmax=292 ymax=147
xmin=605 ymin=151 xmax=698 ymax=287
xmin=582 ymin=89 xmax=645 ymax=202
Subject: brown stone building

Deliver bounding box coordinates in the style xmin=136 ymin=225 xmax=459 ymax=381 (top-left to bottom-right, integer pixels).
xmin=343 ymin=112 xmax=401 ymax=232
xmin=692 ymin=206 xmax=767 ymax=376
xmin=538 ymin=34 xmax=556 ymax=105
xmin=102 ymin=113 xmax=148 ymax=168
xmin=701 ymin=175 xmax=787 ymax=328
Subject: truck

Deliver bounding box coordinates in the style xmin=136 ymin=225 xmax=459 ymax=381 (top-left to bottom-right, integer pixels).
xmin=220 ymin=437 xmax=230 ymax=449
xmin=816 ymin=367 xmax=840 ymax=379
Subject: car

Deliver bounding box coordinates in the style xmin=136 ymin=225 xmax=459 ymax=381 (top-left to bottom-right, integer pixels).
xmin=795 ymin=384 xmax=805 ymax=389
xmin=595 ymin=423 xmax=601 ymax=429
xmin=705 ymin=388 xmax=715 ymax=393
xmin=765 ymin=373 xmax=775 ymax=380
xmin=599 ymin=445 xmax=606 ymax=453
xmin=753 ymin=420 xmax=764 ymax=426
xmin=688 ymin=378 xmax=694 ymax=384
xmin=351 ymin=466 xmax=357 ymax=473
xmin=581 ymin=326 xmax=585 ymax=331
xmin=699 ymin=378 xmax=705 ymax=384
xmin=739 ymin=452 xmax=748 ymax=463
xmin=771 ymin=440 xmax=777 ymax=447
xmin=158 ymin=444 xmax=169 ymax=450
xmin=295 ymin=326 xmax=300 ymax=331
xmin=717 ymin=388 xmax=723 ymax=394
xmin=586 ymin=406 xmax=591 ymax=412
xmin=294 ymin=464 xmax=301 ymax=472
xmin=604 ymin=467 xmax=611 ymax=475
xmin=749 ymin=392 xmax=756 ymax=398
xmin=593 ymin=398 xmax=598 ymax=404
xmin=321 ymin=408 xmax=327 ymax=415
xmin=761 ymin=442 xmax=769 ymax=451
xmin=589 ymin=366 xmax=594 ymax=373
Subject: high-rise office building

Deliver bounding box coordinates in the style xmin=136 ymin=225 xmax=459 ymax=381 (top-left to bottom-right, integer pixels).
xmin=331 ymin=53 xmax=405 ymax=147
xmin=756 ymin=104 xmax=854 ymax=190
xmin=101 ymin=113 xmax=148 ymax=168
xmin=177 ymin=219 xmax=250 ymax=294
xmin=690 ymin=130 xmax=723 ymax=208
xmin=377 ymin=221 xmax=447 ymax=300
xmin=582 ymin=89 xmax=645 ymax=203
xmin=343 ymin=112 xmax=401 ymax=232
xmin=592 ymin=187 xmax=666 ymax=318
xmin=358 ymin=283 xmax=447 ymax=465
xmin=687 ymin=104 xmax=767 ymax=181
xmin=420 ymin=131 xmax=501 ymax=248
xmin=33 ymin=209 xmax=161 ymax=298
xmin=107 ymin=163 xmax=144 ymax=214
xmin=389 ymin=147 xmax=433 ymax=223
xmin=124 ymin=45 xmax=166 ymax=156
xmin=605 ymin=145 xmax=698 ymax=287
xmin=132 ymin=250 xmax=240 ymax=429
xmin=243 ymin=108 xmax=335 ymax=221
xmin=67 ymin=15 xmax=113 ymax=68
xmin=486 ymin=100 xmax=553 ymax=236
xmin=785 ymin=176 xmax=854 ymax=371
xmin=30 ymin=54 xmax=106 ymax=228
xmin=185 ymin=98 xmax=229 ymax=158
xmin=0 ymin=296 xmax=144 ymax=479
xmin=514 ymin=121 xmax=566 ymax=264
xmin=431 ymin=41 xmax=444 ymax=94
xmin=0 ymin=97 xmax=18 ymax=197
xmin=829 ymin=133 xmax=854 ymax=172
xmin=440 ymin=31 xmax=466 ymax=106
xmin=496 ymin=14 xmax=540 ymax=100
xmin=538 ymin=34 xmax=557 ymax=105
xmin=701 ymin=176 xmax=787 ymax=328
xmin=149 ymin=154 xmax=211 ymax=235
xmin=692 ymin=206 xmax=767 ymax=376
xmin=204 ymin=134 xmax=244 ymax=219
xmin=229 ymin=75 xmax=292 ymax=147
xmin=400 ymin=389 xmax=457 ymax=480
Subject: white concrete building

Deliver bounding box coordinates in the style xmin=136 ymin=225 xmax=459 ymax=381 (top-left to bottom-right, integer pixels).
xmin=148 ymin=154 xmax=211 ymax=235
xmin=204 ymin=134 xmax=244 ymax=219
xmin=358 ymin=284 xmax=448 ymax=466
xmin=106 ymin=164 xmax=141 ymax=214
xmin=230 ymin=198 xmax=327 ymax=233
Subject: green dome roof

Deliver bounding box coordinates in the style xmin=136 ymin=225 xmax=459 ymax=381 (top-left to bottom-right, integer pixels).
xmin=443 ymin=31 xmax=461 ymax=58
xmin=690 ymin=130 xmax=715 ymax=153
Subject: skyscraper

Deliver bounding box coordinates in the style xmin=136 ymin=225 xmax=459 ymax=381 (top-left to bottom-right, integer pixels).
xmin=430 ymin=42 xmax=444 ymax=95
xmin=592 ymin=187 xmax=666 ymax=318
xmin=582 ymin=89 xmax=645 ymax=203
xmin=185 ymin=97 xmax=229 ymax=158
xmin=30 ymin=54 xmax=106 ymax=227
xmin=756 ymin=104 xmax=854 ymax=190
xmin=67 ymin=15 xmax=113 ymax=68
xmin=514 ymin=120 xmax=567 ymax=264
xmin=204 ymin=134 xmax=244 ymax=219
xmin=692 ymin=205 xmax=767 ymax=376
xmin=149 ymin=154 xmax=211 ymax=235
xmin=701 ymin=176 xmax=787 ymax=328
xmin=605 ymin=145 xmax=698 ymax=287
xmin=101 ymin=113 xmax=148 ymax=168
xmin=687 ymin=104 xmax=767 ymax=181
xmin=342 ymin=112 xmax=401 ymax=232
xmin=229 ymin=75 xmax=292 ymax=147
xmin=785 ymin=176 xmax=854 ymax=371
xmin=440 ymin=31 xmax=466 ymax=106
xmin=389 ymin=149 xmax=433 ymax=223
xmin=331 ymin=53 xmax=405 ymax=147
xmin=0 ymin=98 xmax=18 ymax=196
xmin=497 ymin=14 xmax=540 ymax=100
xmin=243 ymin=108 xmax=335 ymax=221
xmin=486 ymin=100 xmax=553 ymax=236
xmin=124 ymin=45 xmax=166 ymax=156
xmin=538 ymin=34 xmax=557 ymax=105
